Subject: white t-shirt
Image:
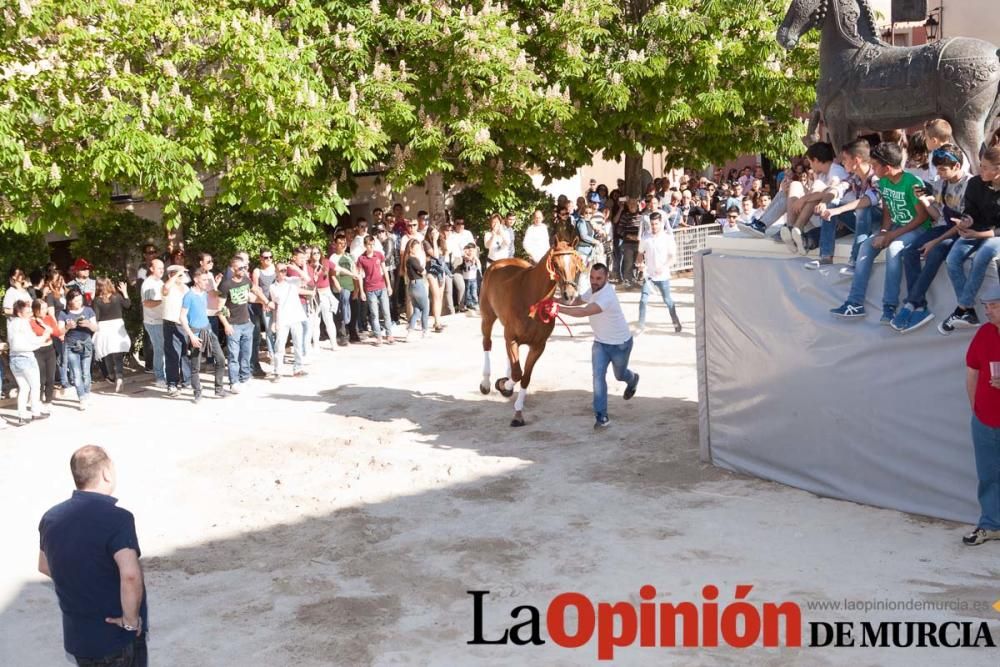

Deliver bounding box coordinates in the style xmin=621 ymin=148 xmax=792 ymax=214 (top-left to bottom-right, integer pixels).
xmin=140 ymin=277 xmax=164 ymax=325
xmin=162 ymin=284 xmax=188 ymax=323
xmin=3 ymin=286 xmax=32 ymax=318
xmin=522 ymin=223 xmax=550 ymax=264
xmin=270 ymin=279 xmax=307 ymax=325
xmin=452 ymin=229 xmax=475 ymax=250
xmin=639 ymin=232 xmax=676 ymax=281
xmin=582 ymin=284 xmax=631 ymax=345
xmin=817 ymin=163 xmax=850 ymax=202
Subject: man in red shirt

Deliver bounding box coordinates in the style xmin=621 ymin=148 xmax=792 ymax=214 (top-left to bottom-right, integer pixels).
xmin=357 ymin=235 xmax=394 ymax=345
xmin=963 ymin=285 xmax=1000 ymax=545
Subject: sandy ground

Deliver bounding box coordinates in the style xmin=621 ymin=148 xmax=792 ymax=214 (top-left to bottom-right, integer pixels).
xmin=1 ymin=277 xmax=998 ymax=666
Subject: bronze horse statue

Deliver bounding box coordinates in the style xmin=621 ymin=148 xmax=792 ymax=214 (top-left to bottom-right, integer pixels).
xmin=478 ymin=223 xmax=584 ymax=427
xmin=778 ymin=0 xmax=1000 ymax=171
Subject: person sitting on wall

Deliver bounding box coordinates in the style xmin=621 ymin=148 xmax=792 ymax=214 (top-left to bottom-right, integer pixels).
xmin=804 ymin=139 xmax=882 ymax=273
xmin=780 ymin=142 xmax=850 ymax=256
xmin=830 ymin=142 xmax=930 ymax=323
xmin=890 ymin=145 xmax=972 ymax=333
xmin=937 ymin=147 xmax=1000 ymax=334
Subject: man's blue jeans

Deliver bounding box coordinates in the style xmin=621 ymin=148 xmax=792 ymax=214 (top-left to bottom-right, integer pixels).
xmin=847 ymin=228 xmax=924 ymax=308
xmin=163 ymin=320 xmax=191 ymax=389
xmin=900 ymin=227 xmax=952 ymax=309
xmin=971 ymin=414 xmax=1000 ymax=530
xmin=592 ymin=337 xmax=636 ymax=421
xmin=226 ymin=321 xmax=254 ymax=385
xmin=946 ymin=236 xmax=1000 ymax=308
xmin=818 ymin=207 xmax=878 ymax=263
xmin=366 ymin=288 xmax=393 ymax=338
xmin=638 ymin=279 xmax=675 ymax=328
xmin=143 ymin=323 xmax=165 ymax=383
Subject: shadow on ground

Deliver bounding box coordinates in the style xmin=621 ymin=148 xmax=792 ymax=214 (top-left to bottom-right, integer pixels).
xmin=0 ymin=387 xmax=750 ymax=666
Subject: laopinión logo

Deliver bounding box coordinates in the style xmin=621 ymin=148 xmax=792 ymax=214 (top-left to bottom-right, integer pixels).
xmin=467 ymin=586 xmax=997 ymax=660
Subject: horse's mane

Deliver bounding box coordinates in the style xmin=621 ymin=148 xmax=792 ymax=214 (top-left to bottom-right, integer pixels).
xmin=855 ymin=0 xmax=887 ymax=46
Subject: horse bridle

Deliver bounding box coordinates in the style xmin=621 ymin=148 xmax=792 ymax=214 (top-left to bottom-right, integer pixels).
xmin=545 ymin=249 xmax=585 ymax=297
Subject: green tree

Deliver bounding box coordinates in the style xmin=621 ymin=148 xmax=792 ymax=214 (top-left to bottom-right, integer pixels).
xmin=508 ymin=0 xmax=819 ymax=195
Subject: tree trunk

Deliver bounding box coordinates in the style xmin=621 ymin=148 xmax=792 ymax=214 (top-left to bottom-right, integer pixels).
xmin=623 ymin=153 xmax=644 ymax=199
xmin=425 ymin=171 xmax=446 ymax=226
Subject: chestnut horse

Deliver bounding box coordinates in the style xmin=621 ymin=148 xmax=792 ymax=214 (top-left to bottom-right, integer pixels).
xmin=478 ymin=234 xmax=585 ymax=427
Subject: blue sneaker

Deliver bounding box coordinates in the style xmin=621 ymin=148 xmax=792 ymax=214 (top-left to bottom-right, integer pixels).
xmin=890 ymin=305 xmax=913 ymax=331
xmin=831 ymin=302 xmax=866 ymax=319
xmin=901 ymin=307 xmax=935 ymax=333
xmin=880 ymin=305 xmax=896 ymax=325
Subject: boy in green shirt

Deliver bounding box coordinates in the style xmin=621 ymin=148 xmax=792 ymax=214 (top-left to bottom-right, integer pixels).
xmin=831 ymin=142 xmax=929 ymax=322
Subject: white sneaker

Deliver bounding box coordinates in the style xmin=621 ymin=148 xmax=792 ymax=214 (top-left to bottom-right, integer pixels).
xmin=779 ymin=226 xmax=796 ymax=252
xmin=115 ymin=379 xmax=123 ymax=393
xmin=839 ymin=262 xmax=855 ymax=277
xmin=804 ymin=258 xmax=833 ymax=270
xmin=790 ymin=227 xmax=807 ymax=255
xmin=78 ymin=399 xmax=88 ymax=411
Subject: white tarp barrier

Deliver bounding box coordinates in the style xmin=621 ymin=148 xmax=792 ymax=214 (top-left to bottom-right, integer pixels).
xmin=696 ymin=249 xmax=987 ymax=523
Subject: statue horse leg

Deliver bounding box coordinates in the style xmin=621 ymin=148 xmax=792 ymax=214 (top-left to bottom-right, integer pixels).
xmin=510 ymin=341 xmax=547 ymax=428
xmin=952 ymin=114 xmax=988 ymax=174
xmin=479 ymin=299 xmax=497 ymax=394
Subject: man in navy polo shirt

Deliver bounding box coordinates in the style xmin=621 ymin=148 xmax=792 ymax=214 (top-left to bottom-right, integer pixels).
xmin=38 ymin=446 xmax=148 ymax=666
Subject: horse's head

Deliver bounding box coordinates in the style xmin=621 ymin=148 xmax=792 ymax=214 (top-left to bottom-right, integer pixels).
xmin=777 ymin=0 xmax=829 ymax=49
xmin=546 ymin=240 xmax=585 ymax=304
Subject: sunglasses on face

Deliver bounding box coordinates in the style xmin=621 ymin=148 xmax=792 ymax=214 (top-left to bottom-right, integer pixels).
xmin=234 ymin=265 xmax=247 ymax=271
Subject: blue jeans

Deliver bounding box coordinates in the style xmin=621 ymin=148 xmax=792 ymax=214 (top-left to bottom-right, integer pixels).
xmin=163 ymin=320 xmax=191 ymax=389
xmin=971 ymin=414 xmax=1000 ymax=530
xmin=946 ymin=236 xmax=1000 ymax=308
xmin=65 ymin=340 xmax=93 ymax=401
xmin=408 ymin=279 xmax=430 ymax=331
xmin=464 ymin=277 xmax=479 ymax=307
xmin=638 ymin=279 xmax=675 ymax=328
xmin=592 ymin=338 xmax=636 ymax=421
xmin=847 ymin=228 xmax=924 ymax=308
xmin=226 ymin=321 xmax=254 ymax=384
xmin=366 ymin=288 xmax=392 ymax=338
xmin=143 ymin=323 xmax=165 ymax=383
xmin=900 ymin=227 xmax=952 ymax=309
xmin=818 ymin=208 xmax=877 ymax=262
xmin=274 ymin=321 xmax=305 ymax=374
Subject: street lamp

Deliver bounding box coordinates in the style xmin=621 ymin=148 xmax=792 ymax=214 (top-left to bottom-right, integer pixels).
xmin=924 ymin=7 xmax=942 ymax=41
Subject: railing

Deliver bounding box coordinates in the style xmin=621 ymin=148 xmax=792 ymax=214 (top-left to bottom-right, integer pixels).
xmin=671 ymin=223 xmax=722 ymax=273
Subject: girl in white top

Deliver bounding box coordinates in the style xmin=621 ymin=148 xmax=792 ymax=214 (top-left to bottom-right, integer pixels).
xmin=484 ymin=214 xmax=510 ymax=265
xmin=7 ymin=299 xmax=51 ymax=424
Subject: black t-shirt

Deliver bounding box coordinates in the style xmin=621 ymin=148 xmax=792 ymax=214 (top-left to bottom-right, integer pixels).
xmin=46 ymin=293 xmax=65 ymax=318
xmin=218 ymin=276 xmax=253 ymax=324
xmin=964 ymin=176 xmax=1000 ymax=232
xmin=406 ymin=256 xmax=426 ymax=281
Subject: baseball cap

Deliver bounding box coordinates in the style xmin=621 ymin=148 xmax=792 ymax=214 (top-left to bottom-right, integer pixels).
xmin=980 ymin=285 xmax=1000 ymax=303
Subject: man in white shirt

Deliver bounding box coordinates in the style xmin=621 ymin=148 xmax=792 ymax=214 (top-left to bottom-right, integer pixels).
xmin=522 ymin=209 xmax=551 ymax=264
xmin=560 ymin=263 xmax=639 ymax=429
xmin=636 ymin=212 xmax=682 ymax=333
xmin=451 ymin=217 xmax=476 ymax=250
xmin=503 ymin=212 xmax=517 ymax=258
xmin=781 ymin=142 xmax=850 ymax=254
xmin=140 ymin=259 xmax=167 ymax=387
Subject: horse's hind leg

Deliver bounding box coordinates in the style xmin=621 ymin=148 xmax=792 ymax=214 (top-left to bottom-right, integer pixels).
xmin=479 ymin=300 xmax=497 ymax=394
xmin=510 ymin=341 xmax=546 ymax=428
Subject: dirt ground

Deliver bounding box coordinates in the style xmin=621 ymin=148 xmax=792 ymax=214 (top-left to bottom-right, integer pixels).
xmin=1 ymin=277 xmax=998 ymax=666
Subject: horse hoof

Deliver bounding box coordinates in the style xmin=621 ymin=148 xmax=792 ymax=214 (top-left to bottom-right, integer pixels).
xmin=510 ymin=418 xmax=525 ymax=427
xmin=479 ymin=381 xmax=491 ymax=395
xmin=496 ymin=378 xmax=514 ymax=398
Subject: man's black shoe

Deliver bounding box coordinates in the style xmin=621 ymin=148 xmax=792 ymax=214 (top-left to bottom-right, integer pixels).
xmin=624 ymin=373 xmax=639 ymax=400
xmin=252 ymin=368 xmax=268 ymax=379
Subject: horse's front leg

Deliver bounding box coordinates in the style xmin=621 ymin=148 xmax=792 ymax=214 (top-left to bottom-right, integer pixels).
xmin=510 ymin=341 xmax=546 ymax=428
